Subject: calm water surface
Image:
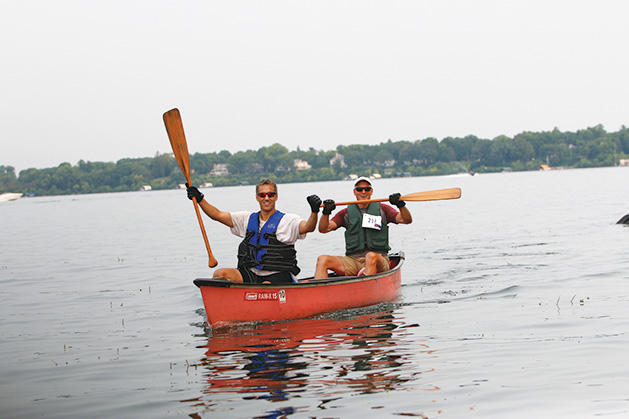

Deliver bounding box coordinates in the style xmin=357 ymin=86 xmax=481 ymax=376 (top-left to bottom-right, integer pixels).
xmin=1 ymin=167 xmax=628 ymax=418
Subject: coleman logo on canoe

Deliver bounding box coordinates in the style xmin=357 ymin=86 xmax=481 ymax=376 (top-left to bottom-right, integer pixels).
xmin=244 ymin=290 xmax=287 ymax=303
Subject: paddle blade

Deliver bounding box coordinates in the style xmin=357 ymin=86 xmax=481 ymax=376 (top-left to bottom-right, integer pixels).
xmin=163 ymin=108 xmax=191 ymax=183
xmin=401 ymin=188 xmax=461 ymax=202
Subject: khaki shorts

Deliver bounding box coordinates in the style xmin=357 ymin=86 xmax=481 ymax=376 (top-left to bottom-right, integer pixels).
xmin=339 ymin=255 xmax=390 ymax=276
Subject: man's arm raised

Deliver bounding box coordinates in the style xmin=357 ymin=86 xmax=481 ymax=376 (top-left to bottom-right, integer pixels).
xmin=187 ymin=185 xmax=233 ymax=227
xmin=318 ymin=199 xmax=338 ymax=233
xmin=299 ymin=194 xmax=321 ymax=234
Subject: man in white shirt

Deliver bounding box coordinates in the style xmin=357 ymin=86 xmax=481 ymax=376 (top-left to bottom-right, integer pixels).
xmin=186 ymin=179 xmax=321 ymax=284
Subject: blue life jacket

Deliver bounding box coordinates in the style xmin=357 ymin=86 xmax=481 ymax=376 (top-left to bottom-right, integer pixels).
xmin=237 ymin=211 xmax=300 ymax=275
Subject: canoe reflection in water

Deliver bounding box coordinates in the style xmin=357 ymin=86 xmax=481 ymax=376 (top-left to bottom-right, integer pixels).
xmin=188 ymin=309 xmax=439 ymax=415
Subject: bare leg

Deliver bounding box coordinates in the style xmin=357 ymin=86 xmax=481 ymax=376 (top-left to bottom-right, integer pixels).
xmin=314 ymin=255 xmax=346 ymax=279
xmin=364 ymin=252 xmax=386 ymax=276
xmin=213 ymin=268 xmax=244 ymax=283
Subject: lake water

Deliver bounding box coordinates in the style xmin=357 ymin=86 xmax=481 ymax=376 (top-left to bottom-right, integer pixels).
xmin=1 ymin=167 xmax=628 ymax=418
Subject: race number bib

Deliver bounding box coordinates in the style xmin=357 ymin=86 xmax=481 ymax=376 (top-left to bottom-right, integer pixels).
xmin=362 ymin=213 xmax=382 ymax=230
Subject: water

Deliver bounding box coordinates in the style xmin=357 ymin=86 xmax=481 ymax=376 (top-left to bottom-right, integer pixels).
xmin=1 ymin=167 xmax=628 ymax=418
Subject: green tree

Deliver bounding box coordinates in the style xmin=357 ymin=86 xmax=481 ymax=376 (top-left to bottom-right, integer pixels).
xmin=617 ymin=126 xmax=629 ymax=154
xmin=471 ymin=139 xmax=492 ymax=167
xmin=228 ymin=150 xmax=254 ymax=174
xmin=438 ymin=142 xmax=456 ymax=162
xmin=51 ymin=163 xmax=77 ymax=192
xmin=399 ymin=141 xmax=421 ymax=164
xmin=381 ymin=139 xmax=408 ymax=164
xmin=511 ymin=137 xmax=535 ymax=162
xmin=256 ymin=143 xmax=291 ymax=172
xmin=151 ymin=152 xmax=176 ymax=178
xmin=338 ymin=144 xmax=366 ymax=167
xmin=419 ymin=138 xmax=439 ymax=165
xmin=444 ymin=135 xmax=476 ymax=162
xmin=0 ymin=166 xmax=20 ymax=192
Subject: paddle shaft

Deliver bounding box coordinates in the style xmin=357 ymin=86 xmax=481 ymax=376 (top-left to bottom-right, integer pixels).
xmin=163 ymin=108 xmax=218 ymax=268
xmin=329 ymin=188 xmax=461 ymax=206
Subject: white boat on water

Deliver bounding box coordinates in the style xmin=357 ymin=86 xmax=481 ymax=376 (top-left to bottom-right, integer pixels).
xmin=0 ymin=193 xmax=23 ymax=202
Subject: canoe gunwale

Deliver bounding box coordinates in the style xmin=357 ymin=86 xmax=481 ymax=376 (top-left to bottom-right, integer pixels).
xmin=193 ymin=251 xmax=405 ymax=289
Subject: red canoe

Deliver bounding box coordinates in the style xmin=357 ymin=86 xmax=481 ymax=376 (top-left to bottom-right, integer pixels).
xmin=194 ymin=252 xmax=405 ymax=328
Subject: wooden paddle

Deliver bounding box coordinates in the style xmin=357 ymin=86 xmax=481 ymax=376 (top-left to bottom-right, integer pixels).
xmin=329 ymin=187 xmax=462 ymax=206
xmin=163 ymin=108 xmax=218 ymax=268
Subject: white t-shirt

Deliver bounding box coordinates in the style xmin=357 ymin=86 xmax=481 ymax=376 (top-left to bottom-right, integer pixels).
xmin=230 ymin=211 xmax=306 ymax=275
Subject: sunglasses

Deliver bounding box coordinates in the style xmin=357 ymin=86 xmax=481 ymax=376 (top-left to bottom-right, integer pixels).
xmin=354 ymin=187 xmax=372 ymax=192
xmin=257 ymin=192 xmax=277 ymax=198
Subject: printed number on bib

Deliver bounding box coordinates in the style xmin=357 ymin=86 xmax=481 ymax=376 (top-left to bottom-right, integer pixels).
xmin=362 ymin=213 xmax=382 ymax=230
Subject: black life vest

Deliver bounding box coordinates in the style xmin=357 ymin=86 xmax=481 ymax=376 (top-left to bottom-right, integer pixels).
xmin=237 ymin=211 xmax=300 ymax=275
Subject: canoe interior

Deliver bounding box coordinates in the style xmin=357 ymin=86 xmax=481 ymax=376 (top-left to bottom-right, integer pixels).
xmin=193 ymin=251 xmax=405 ymax=289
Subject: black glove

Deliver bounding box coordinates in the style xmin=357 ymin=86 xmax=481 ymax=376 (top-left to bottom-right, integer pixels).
xmin=186 ymin=183 xmax=204 ymax=203
xmin=322 ymin=199 xmax=336 ymax=215
xmin=389 ymin=192 xmax=405 ymax=208
xmin=307 ymin=194 xmax=322 ymax=213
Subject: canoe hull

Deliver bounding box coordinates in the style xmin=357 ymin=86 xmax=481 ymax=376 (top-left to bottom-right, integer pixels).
xmin=194 ymin=252 xmax=404 ymax=328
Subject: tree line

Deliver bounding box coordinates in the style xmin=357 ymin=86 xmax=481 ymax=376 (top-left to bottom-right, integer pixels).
xmin=2 ymin=124 xmax=628 ymax=196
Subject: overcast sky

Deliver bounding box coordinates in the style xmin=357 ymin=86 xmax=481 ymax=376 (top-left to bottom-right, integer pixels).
xmin=2 ymin=0 xmax=628 ymax=173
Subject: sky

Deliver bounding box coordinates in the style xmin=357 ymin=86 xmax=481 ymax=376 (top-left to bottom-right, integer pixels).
xmin=2 ymin=0 xmax=629 ymax=173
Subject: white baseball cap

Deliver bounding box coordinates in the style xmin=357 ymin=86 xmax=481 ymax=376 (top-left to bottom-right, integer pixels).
xmin=353 ymin=176 xmax=372 ymax=187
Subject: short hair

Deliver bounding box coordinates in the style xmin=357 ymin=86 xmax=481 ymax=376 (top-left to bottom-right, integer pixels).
xmin=256 ymin=178 xmax=277 ymax=193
